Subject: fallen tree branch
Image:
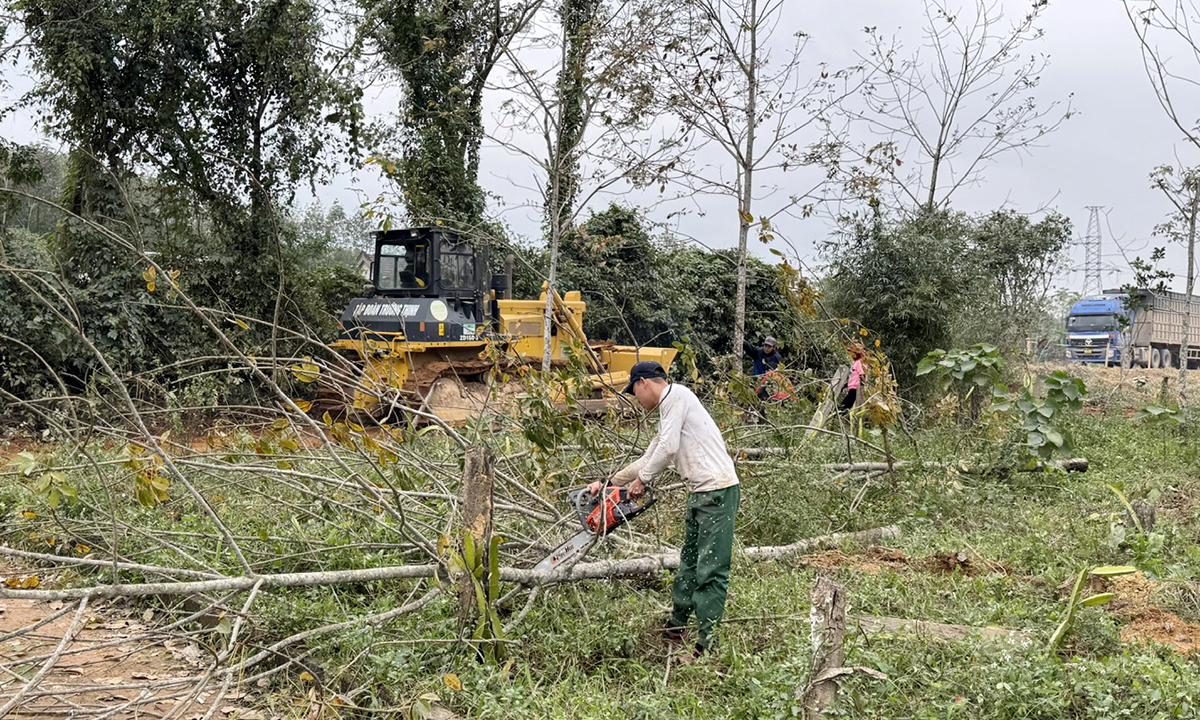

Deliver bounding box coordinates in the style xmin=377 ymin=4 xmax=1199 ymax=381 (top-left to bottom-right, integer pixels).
xmin=822 ymin=458 xmax=1088 ymax=474
xmin=0 ymin=526 xmax=902 ymax=599
xmin=503 ymin=525 xmax=902 ymax=585
xmin=0 ymin=564 xmax=441 ymax=600
xmin=0 ymin=597 xmax=88 ymax=717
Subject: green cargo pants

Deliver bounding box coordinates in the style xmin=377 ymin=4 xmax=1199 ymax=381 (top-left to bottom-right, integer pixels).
xmin=669 ymin=484 xmax=740 ymax=650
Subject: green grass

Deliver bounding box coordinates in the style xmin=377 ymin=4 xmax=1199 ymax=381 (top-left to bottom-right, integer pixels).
xmin=3 ymin=386 xmax=1200 ymax=718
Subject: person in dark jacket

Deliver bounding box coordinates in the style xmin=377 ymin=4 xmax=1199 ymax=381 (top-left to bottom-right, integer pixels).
xmin=743 ymin=336 xmax=782 ymax=376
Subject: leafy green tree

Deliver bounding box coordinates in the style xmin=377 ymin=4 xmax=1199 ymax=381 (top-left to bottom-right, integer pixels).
xmin=556 ymin=205 xmax=684 ymax=346
xmin=364 ymin=0 xmax=537 ymax=226
xmin=552 ymin=204 xmax=793 ymax=372
xmin=21 ymin=0 xmax=359 ymax=319
xmin=961 ymin=210 xmax=1072 ymax=350
xmin=824 ymin=210 xmax=975 ymax=391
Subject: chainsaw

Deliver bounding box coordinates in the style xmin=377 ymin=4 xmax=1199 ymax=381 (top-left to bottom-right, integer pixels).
xmin=531 ymin=485 xmax=657 ymax=572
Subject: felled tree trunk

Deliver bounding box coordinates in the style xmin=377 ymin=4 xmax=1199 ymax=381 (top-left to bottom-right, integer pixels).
xmin=502 ymin=525 xmax=901 ymax=586
xmin=822 ymin=458 xmax=1088 ymax=474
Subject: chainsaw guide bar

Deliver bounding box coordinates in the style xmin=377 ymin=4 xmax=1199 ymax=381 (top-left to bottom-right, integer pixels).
xmin=531 ymin=486 xmax=657 ymax=573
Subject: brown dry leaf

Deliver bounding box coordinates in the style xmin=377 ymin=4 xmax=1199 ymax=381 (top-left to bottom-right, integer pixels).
xmin=163 ymin=639 xmax=204 ymax=666
xmin=143 ymin=608 xmax=155 ymax=622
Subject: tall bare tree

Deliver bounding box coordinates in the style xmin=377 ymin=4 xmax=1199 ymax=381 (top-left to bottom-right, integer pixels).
xmin=653 ymin=0 xmax=852 ymax=359
xmin=493 ymin=0 xmax=682 ymax=369
xmin=1149 ymin=164 xmax=1198 ymax=404
xmin=1126 ymin=0 xmax=1200 ymax=407
xmin=824 ymin=0 xmax=1070 ymax=216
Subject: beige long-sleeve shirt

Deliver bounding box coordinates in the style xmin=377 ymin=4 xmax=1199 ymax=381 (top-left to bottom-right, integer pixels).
xmin=613 ymin=383 xmax=739 ymax=493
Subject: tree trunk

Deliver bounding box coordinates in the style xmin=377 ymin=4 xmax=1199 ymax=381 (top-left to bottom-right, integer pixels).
xmin=852 ymin=615 xmax=1031 ymax=644
xmin=1181 ymin=192 xmax=1196 ymax=409
xmin=801 ymin=576 xmax=846 ymax=719
xmin=733 ymin=0 xmax=759 ymax=363
xmin=458 ymin=446 xmax=495 ymax=631
xmin=542 ymin=237 xmax=559 ymax=372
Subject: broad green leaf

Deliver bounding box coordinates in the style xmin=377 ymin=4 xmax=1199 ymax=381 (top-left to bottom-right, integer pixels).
xmin=1080 ymin=593 xmax=1116 ymax=607
xmin=463 ymin=532 xmax=476 ymax=569
xmin=1090 ymin=565 xmax=1137 ymax=577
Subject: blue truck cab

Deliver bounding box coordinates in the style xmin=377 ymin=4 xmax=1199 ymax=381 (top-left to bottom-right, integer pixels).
xmin=1065 ymin=294 xmax=1129 ymax=365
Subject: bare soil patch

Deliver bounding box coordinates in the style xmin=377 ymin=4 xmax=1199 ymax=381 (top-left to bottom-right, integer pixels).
xmin=0 ymin=572 xmax=263 ymax=719
xmin=1106 ymin=572 xmax=1200 ymax=655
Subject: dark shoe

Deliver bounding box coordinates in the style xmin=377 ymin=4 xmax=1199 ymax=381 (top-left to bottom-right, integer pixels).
xmin=662 ymin=625 xmax=686 ymax=644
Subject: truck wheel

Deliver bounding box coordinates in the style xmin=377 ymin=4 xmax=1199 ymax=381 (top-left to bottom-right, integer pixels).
xmin=1162 ymin=349 xmax=1173 ymax=369
xmin=1151 ymin=348 xmax=1162 ymax=368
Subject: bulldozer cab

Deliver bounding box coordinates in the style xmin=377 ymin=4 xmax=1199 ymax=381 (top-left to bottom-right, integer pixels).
xmin=372 ymin=227 xmax=484 ymax=300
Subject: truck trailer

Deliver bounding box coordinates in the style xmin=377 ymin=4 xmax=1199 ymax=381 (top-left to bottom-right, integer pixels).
xmin=1065 ymin=288 xmax=1200 ymax=368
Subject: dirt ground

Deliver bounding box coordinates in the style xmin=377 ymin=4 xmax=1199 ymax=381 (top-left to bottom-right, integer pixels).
xmin=1046 ymin=363 xmax=1187 ymax=410
xmin=0 ymin=581 xmax=263 ymax=720
xmin=1106 ymin=572 xmax=1200 ymax=655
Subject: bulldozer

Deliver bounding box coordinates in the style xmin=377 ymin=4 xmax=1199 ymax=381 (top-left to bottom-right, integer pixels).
xmin=311 ymin=226 xmax=677 ymax=423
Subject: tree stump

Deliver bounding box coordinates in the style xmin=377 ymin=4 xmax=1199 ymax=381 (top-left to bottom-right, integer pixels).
xmin=801 ymin=575 xmax=846 ymax=719
xmin=457 ymin=445 xmax=494 ymax=632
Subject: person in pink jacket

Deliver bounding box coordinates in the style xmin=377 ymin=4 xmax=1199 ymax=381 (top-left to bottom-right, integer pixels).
xmin=841 ymin=346 xmax=866 ymax=411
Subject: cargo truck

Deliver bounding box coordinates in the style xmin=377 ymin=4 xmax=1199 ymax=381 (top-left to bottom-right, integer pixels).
xmin=1064 ymin=288 xmax=1200 ymax=368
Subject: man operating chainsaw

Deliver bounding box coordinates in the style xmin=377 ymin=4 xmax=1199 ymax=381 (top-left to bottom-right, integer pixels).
xmin=587 ymin=360 xmax=740 ymax=664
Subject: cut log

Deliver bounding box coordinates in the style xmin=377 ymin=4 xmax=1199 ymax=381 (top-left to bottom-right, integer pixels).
xmin=852 ymin=615 xmax=1032 ymax=645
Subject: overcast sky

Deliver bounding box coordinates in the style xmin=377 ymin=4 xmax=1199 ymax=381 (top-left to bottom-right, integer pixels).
xmin=3 ymin=0 xmax=1197 ymax=295
xmin=468 ymin=0 xmax=1199 ymax=295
